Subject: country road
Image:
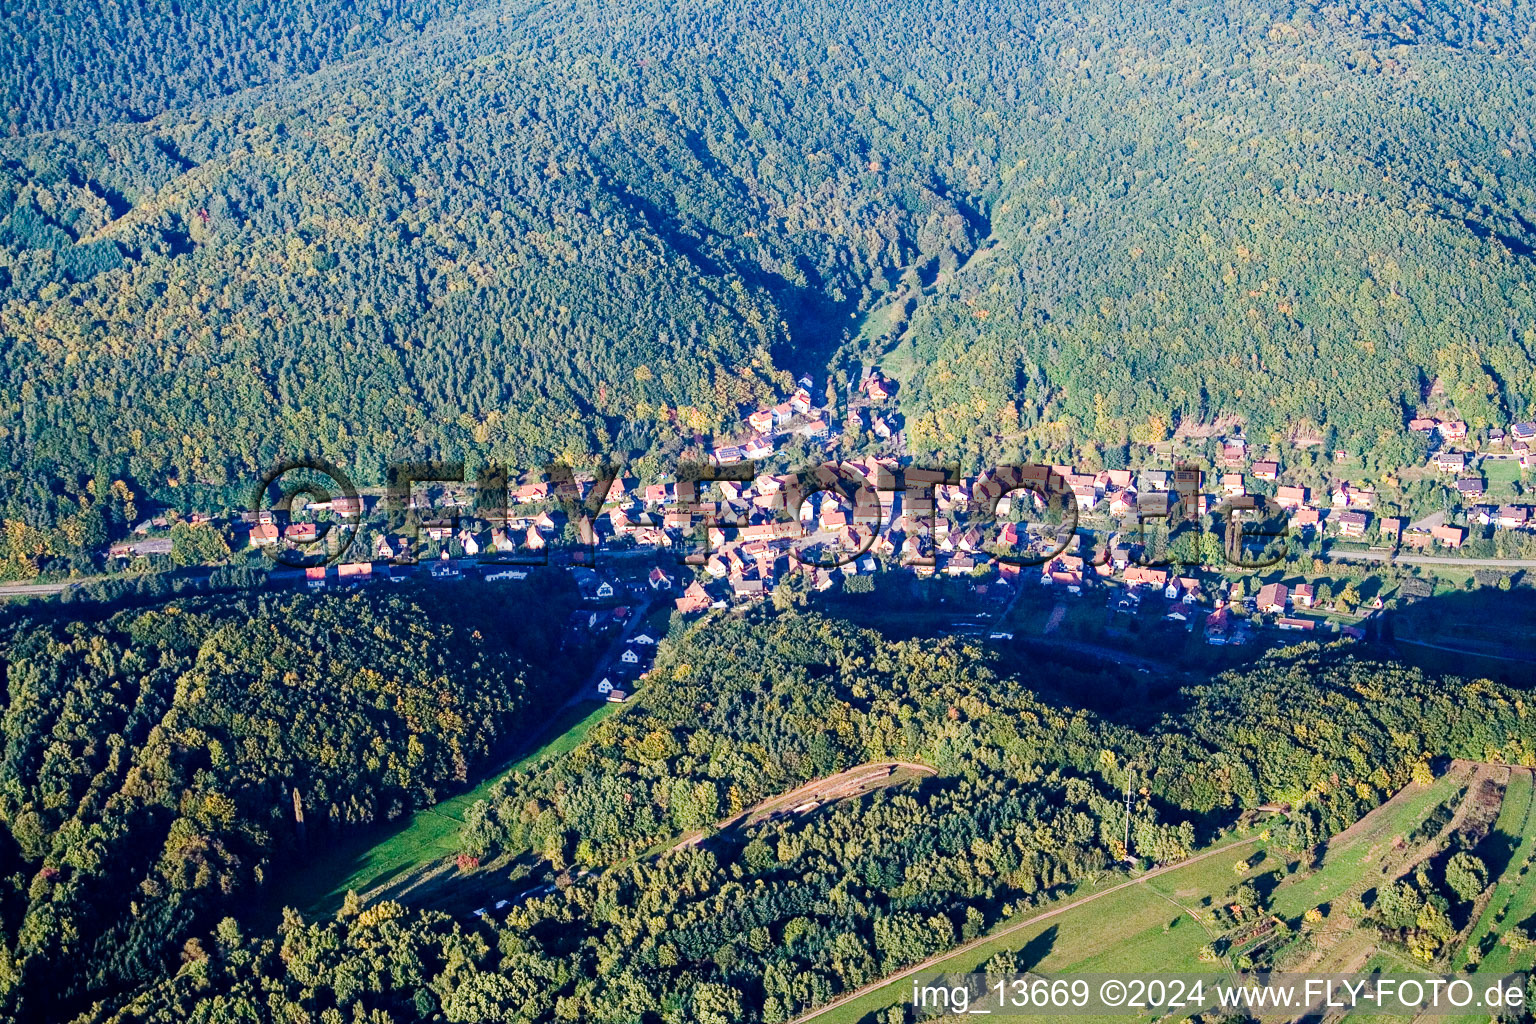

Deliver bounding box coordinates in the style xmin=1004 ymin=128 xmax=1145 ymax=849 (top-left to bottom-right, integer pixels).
xmin=0 ymin=566 xmax=301 ymax=600
xmin=1326 ymin=550 xmax=1536 ymax=569
xmin=787 ymin=835 xmax=1262 ymax=1024
xmin=0 ymin=579 xmax=76 ymax=597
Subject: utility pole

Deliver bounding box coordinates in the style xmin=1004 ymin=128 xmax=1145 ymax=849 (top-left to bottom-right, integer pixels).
xmin=1123 ymin=764 xmax=1134 ymax=862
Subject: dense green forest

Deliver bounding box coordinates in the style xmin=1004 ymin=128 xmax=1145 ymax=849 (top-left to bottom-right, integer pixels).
xmin=0 ymin=0 xmax=475 ymax=136
xmin=4 ymin=0 xmax=1536 ymax=1017
xmin=3 ymin=0 xmax=1536 ymax=548
xmin=0 ymin=582 xmax=571 ymax=1022
xmin=464 ymin=611 xmax=1534 ymax=868
xmin=50 ymin=608 xmax=1535 ymax=1023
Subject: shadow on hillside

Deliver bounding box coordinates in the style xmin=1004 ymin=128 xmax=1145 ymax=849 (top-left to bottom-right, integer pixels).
xmin=1016 ymin=924 xmax=1058 ymax=972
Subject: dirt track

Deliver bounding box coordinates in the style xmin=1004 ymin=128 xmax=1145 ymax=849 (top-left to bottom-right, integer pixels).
xmin=672 ymin=761 xmax=936 ymax=852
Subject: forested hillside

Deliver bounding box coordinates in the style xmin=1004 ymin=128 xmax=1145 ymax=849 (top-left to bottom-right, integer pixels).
xmin=2 ymin=0 xmax=1535 ymax=541
xmin=63 ymin=610 xmax=1536 ymax=1023
xmin=894 ymin=0 xmax=1536 ymax=471
xmin=462 ymin=611 xmax=1533 ymax=868
xmin=0 ymin=583 xmax=570 ymax=1022
xmin=0 ymin=0 xmax=474 ymax=136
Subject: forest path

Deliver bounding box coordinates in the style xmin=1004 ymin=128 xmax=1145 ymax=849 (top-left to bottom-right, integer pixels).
xmin=668 ymin=761 xmax=937 ymax=854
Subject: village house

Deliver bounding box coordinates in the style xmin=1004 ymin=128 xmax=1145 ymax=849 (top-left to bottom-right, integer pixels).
xmin=935 ymin=483 xmax=970 ymax=512
xmin=111 ymin=538 xmax=173 ymax=558
xmin=1104 ymin=469 xmax=1135 ymax=490
xmin=675 ymin=581 xmax=712 ymax=613
xmin=1432 ymin=451 xmax=1466 ymax=473
xmin=1252 ymin=461 xmax=1279 ymax=481
xmin=1336 ymin=510 xmax=1370 ymax=538
xmin=249 ymin=523 xmax=279 ymax=547
xmin=1123 ymin=565 xmax=1168 ymax=589
xmin=1275 ymin=485 xmax=1308 ymax=510
xmin=818 ymin=508 xmax=848 ymax=532
xmin=1048 ymin=570 xmax=1084 ymax=593
xmin=1378 ymin=517 xmax=1403 ymax=542
xmin=731 ymin=577 xmax=766 ymax=600
xmin=1205 ymin=606 xmax=1232 ymax=644
xmin=1455 ymin=478 xmax=1487 ymax=499
xmin=1291 ymin=508 xmax=1322 ymax=533
xmin=1257 ymin=582 xmax=1288 ymax=614
xmin=1497 ymin=505 xmax=1530 ymax=529
xmin=1432 ymin=524 xmax=1466 ymax=548
xmin=1438 ymin=420 xmax=1468 ymax=440
xmin=1293 ymin=583 xmax=1315 ymax=608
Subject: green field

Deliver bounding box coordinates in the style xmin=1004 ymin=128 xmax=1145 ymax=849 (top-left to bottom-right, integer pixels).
xmin=1482 ymin=457 xmax=1524 ymax=491
xmin=1268 ymin=772 xmax=1465 ymax=922
xmin=815 ymin=839 xmax=1263 ymax=1024
xmin=265 ymin=700 xmax=618 ymax=919
xmin=1455 ymin=770 xmax=1536 ymax=975
xmin=813 ymin=773 xmax=1476 ymax=1024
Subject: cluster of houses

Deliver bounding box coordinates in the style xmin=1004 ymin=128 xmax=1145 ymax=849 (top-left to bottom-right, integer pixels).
xmin=593 ymin=627 xmax=659 ymax=704
xmin=184 ymin=425 xmax=1522 ymax=601
xmin=1412 ymin=416 xmax=1536 ymax=465
xmin=715 ymin=374 xmax=833 ymax=466
xmin=108 ymin=397 xmax=1535 ymax=620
